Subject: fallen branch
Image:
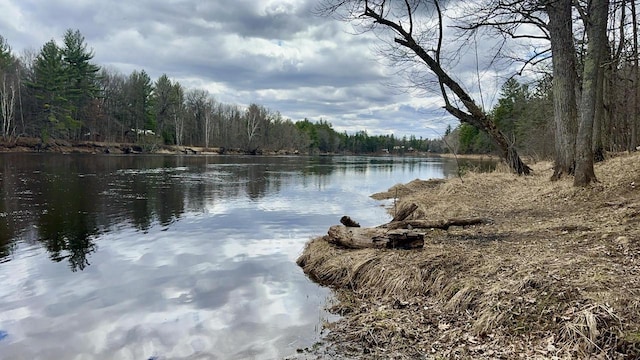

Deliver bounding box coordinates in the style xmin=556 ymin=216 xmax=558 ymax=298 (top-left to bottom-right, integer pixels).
xmin=392 ymin=203 xmax=419 ymax=222
xmin=383 ymin=218 xmax=491 ymax=230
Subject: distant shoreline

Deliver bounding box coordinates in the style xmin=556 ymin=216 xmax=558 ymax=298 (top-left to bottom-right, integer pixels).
xmin=0 ymin=137 xmax=493 ymax=158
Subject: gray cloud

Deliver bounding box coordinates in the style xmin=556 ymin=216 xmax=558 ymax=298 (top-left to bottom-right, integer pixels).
xmin=0 ymin=0 xmax=516 ymax=139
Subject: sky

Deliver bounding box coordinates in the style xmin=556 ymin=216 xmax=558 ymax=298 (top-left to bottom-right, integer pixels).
xmin=0 ymin=0 xmax=527 ymax=139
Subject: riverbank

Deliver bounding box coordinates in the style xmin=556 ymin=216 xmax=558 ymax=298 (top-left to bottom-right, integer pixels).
xmin=297 ymin=153 xmax=640 ymax=359
xmin=0 ymin=137 xmax=288 ymax=155
xmin=0 ymin=137 xmax=483 ymax=158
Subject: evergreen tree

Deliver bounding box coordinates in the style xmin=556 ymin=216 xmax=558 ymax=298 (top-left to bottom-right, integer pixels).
xmin=125 ymin=70 xmax=154 ymax=137
xmin=61 ymin=29 xmax=100 ymax=131
xmin=153 ymin=74 xmax=173 ymax=143
xmin=0 ymin=35 xmax=12 ymax=71
xmin=29 ymin=40 xmax=72 ymax=139
xmin=492 ymin=78 xmax=529 ymax=142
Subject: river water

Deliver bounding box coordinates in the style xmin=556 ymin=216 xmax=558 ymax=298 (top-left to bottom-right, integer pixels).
xmin=0 ymin=153 xmax=486 ymax=359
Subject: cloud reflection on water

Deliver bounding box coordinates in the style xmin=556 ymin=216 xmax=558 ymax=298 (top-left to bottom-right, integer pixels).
xmin=0 ymin=154 xmax=481 ymax=359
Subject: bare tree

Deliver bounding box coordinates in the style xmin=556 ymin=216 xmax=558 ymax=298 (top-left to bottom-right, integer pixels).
xmin=318 ymin=0 xmax=531 ymax=174
xmin=244 ymin=103 xmax=268 ymax=153
xmin=172 ymin=83 xmax=185 ymax=146
xmin=203 ymin=97 xmax=215 ymax=149
xmin=0 ymin=74 xmax=16 ymax=140
xmin=0 ymin=36 xmax=16 ymax=140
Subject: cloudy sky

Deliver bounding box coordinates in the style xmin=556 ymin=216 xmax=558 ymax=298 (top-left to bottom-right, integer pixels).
xmin=0 ymin=0 xmax=521 ymax=139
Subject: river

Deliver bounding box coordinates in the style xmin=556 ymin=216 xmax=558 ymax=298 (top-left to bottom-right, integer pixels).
xmin=0 ymin=153 xmax=491 ymax=359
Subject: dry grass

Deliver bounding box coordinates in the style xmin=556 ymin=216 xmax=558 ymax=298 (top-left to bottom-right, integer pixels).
xmin=297 ymin=153 xmax=640 ymax=359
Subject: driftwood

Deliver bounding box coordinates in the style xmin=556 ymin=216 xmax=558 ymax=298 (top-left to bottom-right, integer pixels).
xmin=327 ymin=216 xmax=491 ymax=250
xmin=383 ymin=218 xmax=491 ymax=230
xmin=327 ymin=225 xmax=424 ymax=249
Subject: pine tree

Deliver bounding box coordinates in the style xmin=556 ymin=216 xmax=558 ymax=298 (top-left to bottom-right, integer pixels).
xmin=29 ymin=40 xmax=71 ymax=139
xmin=61 ymin=29 xmax=100 ymax=131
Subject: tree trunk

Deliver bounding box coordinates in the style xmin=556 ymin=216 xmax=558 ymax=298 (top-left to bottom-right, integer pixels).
xmin=592 ymin=47 xmax=606 ymax=162
xmin=632 ymin=0 xmax=639 ymax=152
xmin=546 ymin=0 xmax=578 ymax=180
xmin=575 ymin=0 xmax=608 ymax=186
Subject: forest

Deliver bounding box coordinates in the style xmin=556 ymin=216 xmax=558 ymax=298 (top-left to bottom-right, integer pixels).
xmin=0 ymin=30 xmax=446 ymax=155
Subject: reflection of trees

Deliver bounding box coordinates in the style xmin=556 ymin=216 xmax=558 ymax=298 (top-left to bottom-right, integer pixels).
xmin=0 ymin=201 xmax=16 ymax=261
xmin=0 ymin=192 xmax=17 ymax=260
xmin=2 ymin=153 xmax=497 ymax=272
xmin=37 ymin=170 xmax=99 ymax=272
xmin=128 ymin=168 xmax=185 ymax=230
xmin=39 ymin=212 xmax=98 ymax=272
xmin=0 ymin=226 xmax=15 ymax=262
xmin=1 ymin=154 xmax=193 ymax=270
xmin=244 ymin=164 xmax=271 ymax=200
xmin=0 ymin=157 xmax=17 ymax=261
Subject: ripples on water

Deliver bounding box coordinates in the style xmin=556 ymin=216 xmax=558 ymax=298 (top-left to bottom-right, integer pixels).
xmin=0 ymin=153 xmax=491 ymax=359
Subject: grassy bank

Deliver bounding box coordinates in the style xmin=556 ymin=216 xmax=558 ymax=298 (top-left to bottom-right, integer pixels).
xmin=297 ymin=153 xmax=640 ymax=359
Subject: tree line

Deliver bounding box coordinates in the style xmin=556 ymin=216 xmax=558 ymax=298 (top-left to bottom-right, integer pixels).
xmin=0 ymin=29 xmax=448 ymax=155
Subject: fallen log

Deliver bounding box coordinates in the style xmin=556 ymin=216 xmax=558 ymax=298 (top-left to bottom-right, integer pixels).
xmin=326 ymin=225 xmax=424 ymax=250
xmin=326 ymin=216 xmax=490 ymax=250
xmin=383 ymin=218 xmax=491 ymax=230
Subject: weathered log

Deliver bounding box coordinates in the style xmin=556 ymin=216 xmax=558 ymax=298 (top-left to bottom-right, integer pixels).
xmin=391 ymin=203 xmax=419 ymax=222
xmin=326 ymin=225 xmax=424 ymax=249
xmin=383 ymin=218 xmax=491 ymax=230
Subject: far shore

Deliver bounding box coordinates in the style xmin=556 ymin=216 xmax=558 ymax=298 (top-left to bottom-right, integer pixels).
xmin=0 ymin=137 xmax=500 ymax=159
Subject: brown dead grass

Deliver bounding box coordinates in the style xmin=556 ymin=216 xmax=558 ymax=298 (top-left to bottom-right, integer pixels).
xmin=297 ymin=153 xmax=640 ymax=359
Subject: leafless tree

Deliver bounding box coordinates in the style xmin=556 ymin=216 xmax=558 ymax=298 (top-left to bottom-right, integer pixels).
xmin=244 ymin=103 xmax=269 ymax=153
xmin=0 ymin=74 xmax=16 ymax=140
xmin=317 ymin=0 xmax=531 ymax=174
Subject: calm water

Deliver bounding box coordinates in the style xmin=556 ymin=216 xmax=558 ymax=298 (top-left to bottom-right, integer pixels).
xmin=0 ymin=153 xmax=480 ymax=359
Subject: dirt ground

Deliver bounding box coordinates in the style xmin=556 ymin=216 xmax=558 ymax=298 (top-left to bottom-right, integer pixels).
xmin=296 ymin=153 xmax=640 ymax=359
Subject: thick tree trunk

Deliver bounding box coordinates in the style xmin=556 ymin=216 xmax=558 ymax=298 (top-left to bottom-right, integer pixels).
xmin=632 ymin=0 xmax=640 ymax=152
xmin=575 ymin=0 xmax=608 ymax=186
xmin=546 ymin=0 xmax=578 ymax=180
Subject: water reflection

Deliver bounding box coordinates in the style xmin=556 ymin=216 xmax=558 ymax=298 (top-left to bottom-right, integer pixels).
xmin=0 ymin=153 xmax=492 ymax=359
xmin=0 ymin=153 xmax=495 ymax=267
